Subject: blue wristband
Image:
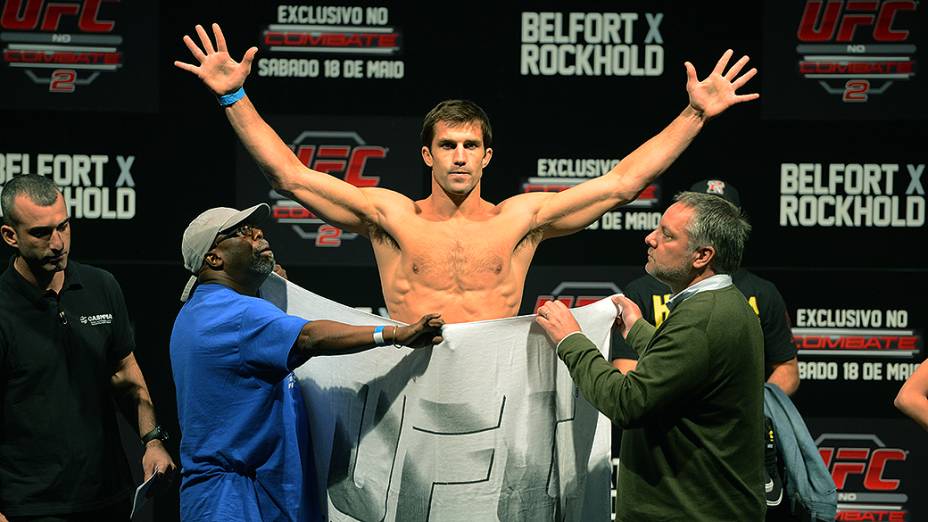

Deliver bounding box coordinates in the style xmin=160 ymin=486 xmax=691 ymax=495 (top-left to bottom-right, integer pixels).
xmin=373 ymin=325 xmax=386 ymax=346
xmin=218 ymin=86 xmax=245 ymax=107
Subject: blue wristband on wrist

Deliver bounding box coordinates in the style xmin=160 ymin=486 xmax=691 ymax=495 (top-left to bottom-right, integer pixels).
xmin=373 ymin=325 xmax=387 ymax=346
xmin=218 ymin=86 xmax=246 ymax=107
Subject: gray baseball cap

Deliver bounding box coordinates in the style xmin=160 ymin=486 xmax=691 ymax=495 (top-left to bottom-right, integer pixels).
xmin=179 ymin=203 xmax=270 ymax=302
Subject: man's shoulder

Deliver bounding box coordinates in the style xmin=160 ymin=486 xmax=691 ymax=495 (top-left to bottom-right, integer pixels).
xmin=175 ymin=285 xmax=250 ymax=333
xmin=187 ymin=284 xmax=287 ymax=317
xmin=0 ymin=262 xmax=16 ymax=295
xmin=672 ymin=289 xmax=762 ymax=344
xmin=496 ymin=192 xmax=550 ymax=217
xmin=499 ymin=191 xmax=546 ymax=206
xmin=704 ymin=287 xmax=765 ymax=333
xmin=733 ymin=269 xmax=780 ymax=295
xmin=364 ymin=186 xmax=418 ymax=213
xmin=67 ymin=260 xmax=117 ymax=285
xmin=677 ymin=286 xmax=749 ymax=316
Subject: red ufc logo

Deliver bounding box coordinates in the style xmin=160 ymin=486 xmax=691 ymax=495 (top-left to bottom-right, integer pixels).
xmin=1 ymin=0 xmax=116 ymax=32
xmin=296 ymin=145 xmax=385 ymax=187
xmin=271 ymin=205 xmax=317 ymax=220
xmin=797 ymin=0 xmax=916 ymax=42
xmin=819 ymin=447 xmax=906 ymax=490
xmin=534 ymin=296 xmax=601 ymax=313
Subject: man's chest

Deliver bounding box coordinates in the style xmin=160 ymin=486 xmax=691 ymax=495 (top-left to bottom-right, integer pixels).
xmin=395 ymin=226 xmax=535 ymax=279
xmin=1 ymin=295 xmax=118 ymax=381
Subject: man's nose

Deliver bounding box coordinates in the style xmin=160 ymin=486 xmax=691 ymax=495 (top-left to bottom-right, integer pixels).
xmin=453 ymin=145 xmax=466 ymax=164
xmin=644 ymin=229 xmax=657 ymax=246
xmin=48 ymin=228 xmax=65 ymax=250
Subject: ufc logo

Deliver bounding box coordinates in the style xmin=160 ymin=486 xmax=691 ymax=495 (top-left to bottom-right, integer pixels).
xmin=797 ymin=0 xmax=916 ymax=42
xmin=295 ymin=144 xmax=386 ymax=187
xmin=819 ymin=447 xmax=906 ymax=490
xmin=534 ymin=295 xmax=602 ymax=313
xmin=326 ymin=383 xmax=567 ymax=519
xmin=1 ymin=0 xmax=116 ymax=32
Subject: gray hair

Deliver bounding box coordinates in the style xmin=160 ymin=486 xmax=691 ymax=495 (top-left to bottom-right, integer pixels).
xmin=1 ymin=174 xmax=61 ymax=225
xmin=674 ymin=191 xmax=751 ymax=274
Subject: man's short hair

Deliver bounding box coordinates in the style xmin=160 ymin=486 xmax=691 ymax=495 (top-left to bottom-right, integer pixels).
xmin=1 ymin=174 xmax=61 ymax=226
xmin=675 ymin=191 xmax=751 ymax=274
xmin=421 ymin=99 xmax=493 ymax=149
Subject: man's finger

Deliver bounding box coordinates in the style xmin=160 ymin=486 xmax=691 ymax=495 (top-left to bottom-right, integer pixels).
xmin=732 ymin=68 xmax=758 ymax=89
xmin=242 ymin=46 xmax=258 ymax=69
xmin=684 ymin=61 xmax=698 ymax=86
xmin=182 ymin=35 xmax=206 ymax=63
xmin=724 ymin=55 xmax=749 ymax=81
xmin=712 ymin=49 xmax=734 ymax=76
xmin=212 ymin=23 xmax=227 ymax=53
xmin=195 ymin=24 xmax=215 ymax=55
xmin=174 ymin=60 xmax=198 ymax=73
xmin=734 ymin=92 xmax=760 ymax=103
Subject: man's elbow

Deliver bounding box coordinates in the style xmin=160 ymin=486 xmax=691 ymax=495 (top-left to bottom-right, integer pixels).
xmin=268 ymin=169 xmax=296 ymax=193
xmin=767 ymin=379 xmax=799 ymax=396
xmin=612 ymin=408 xmax=651 ymax=430
xmin=611 ymin=358 xmax=638 ymax=375
xmin=894 ymin=390 xmax=915 ymax=414
xmin=610 ymin=184 xmax=641 ymax=208
xmin=767 ymin=359 xmax=800 ymax=395
xmin=293 ymin=328 xmax=318 ymax=363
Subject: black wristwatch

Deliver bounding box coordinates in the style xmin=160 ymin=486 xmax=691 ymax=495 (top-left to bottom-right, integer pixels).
xmin=141 ymin=425 xmax=169 ymax=445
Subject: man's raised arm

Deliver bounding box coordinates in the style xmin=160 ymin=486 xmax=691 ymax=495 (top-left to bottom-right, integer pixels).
xmin=174 ymin=23 xmax=382 ymax=235
xmin=531 ymin=50 xmax=759 ymax=239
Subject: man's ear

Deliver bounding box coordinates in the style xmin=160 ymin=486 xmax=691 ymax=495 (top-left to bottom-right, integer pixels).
xmin=421 ymin=145 xmax=433 ymax=167
xmin=203 ymin=250 xmax=223 ymax=270
xmin=692 ymin=245 xmax=715 ymax=270
xmin=482 ymin=147 xmax=493 ymax=168
xmin=0 ymin=224 xmax=17 ymax=249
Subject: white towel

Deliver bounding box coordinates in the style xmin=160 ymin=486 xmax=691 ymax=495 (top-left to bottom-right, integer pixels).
xmin=261 ymin=274 xmax=616 ymax=521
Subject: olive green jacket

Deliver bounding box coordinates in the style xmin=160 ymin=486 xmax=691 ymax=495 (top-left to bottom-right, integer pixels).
xmin=558 ymin=285 xmax=766 ymax=521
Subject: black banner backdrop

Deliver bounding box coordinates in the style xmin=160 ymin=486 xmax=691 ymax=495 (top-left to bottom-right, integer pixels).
xmin=763 ymin=0 xmax=926 ymax=120
xmin=0 ymin=0 xmax=159 ymax=112
xmin=1 ymin=1 xmax=926 ymax=521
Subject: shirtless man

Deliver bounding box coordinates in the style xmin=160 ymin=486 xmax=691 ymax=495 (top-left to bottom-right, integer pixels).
xmin=176 ymin=23 xmax=758 ymax=323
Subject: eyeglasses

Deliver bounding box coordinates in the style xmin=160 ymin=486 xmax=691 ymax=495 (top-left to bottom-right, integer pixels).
xmin=213 ymin=223 xmax=262 ymax=246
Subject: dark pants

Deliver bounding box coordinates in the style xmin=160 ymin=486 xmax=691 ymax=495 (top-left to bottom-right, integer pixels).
xmin=8 ymin=497 xmax=131 ymax=522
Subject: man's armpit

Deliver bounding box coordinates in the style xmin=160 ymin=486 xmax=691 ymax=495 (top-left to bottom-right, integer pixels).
xmin=369 ymin=223 xmax=400 ymax=250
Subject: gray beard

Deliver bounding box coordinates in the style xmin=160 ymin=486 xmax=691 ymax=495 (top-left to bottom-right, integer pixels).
xmin=646 ymin=263 xmax=690 ymax=290
xmin=250 ymin=253 xmax=275 ymax=276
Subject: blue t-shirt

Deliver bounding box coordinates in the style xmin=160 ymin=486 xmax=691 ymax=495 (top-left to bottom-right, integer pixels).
xmin=170 ymin=283 xmax=315 ymax=521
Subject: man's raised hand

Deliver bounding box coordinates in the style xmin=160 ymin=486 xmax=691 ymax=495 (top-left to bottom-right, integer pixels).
xmin=685 ymin=49 xmax=759 ymax=120
xmin=174 ymin=23 xmax=257 ymax=96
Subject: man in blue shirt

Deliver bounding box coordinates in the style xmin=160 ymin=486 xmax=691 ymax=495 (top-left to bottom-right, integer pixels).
xmin=171 ymin=204 xmax=444 ymax=521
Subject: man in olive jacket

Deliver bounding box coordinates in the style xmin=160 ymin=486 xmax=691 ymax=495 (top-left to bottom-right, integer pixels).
xmin=537 ymin=191 xmax=766 ymax=521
